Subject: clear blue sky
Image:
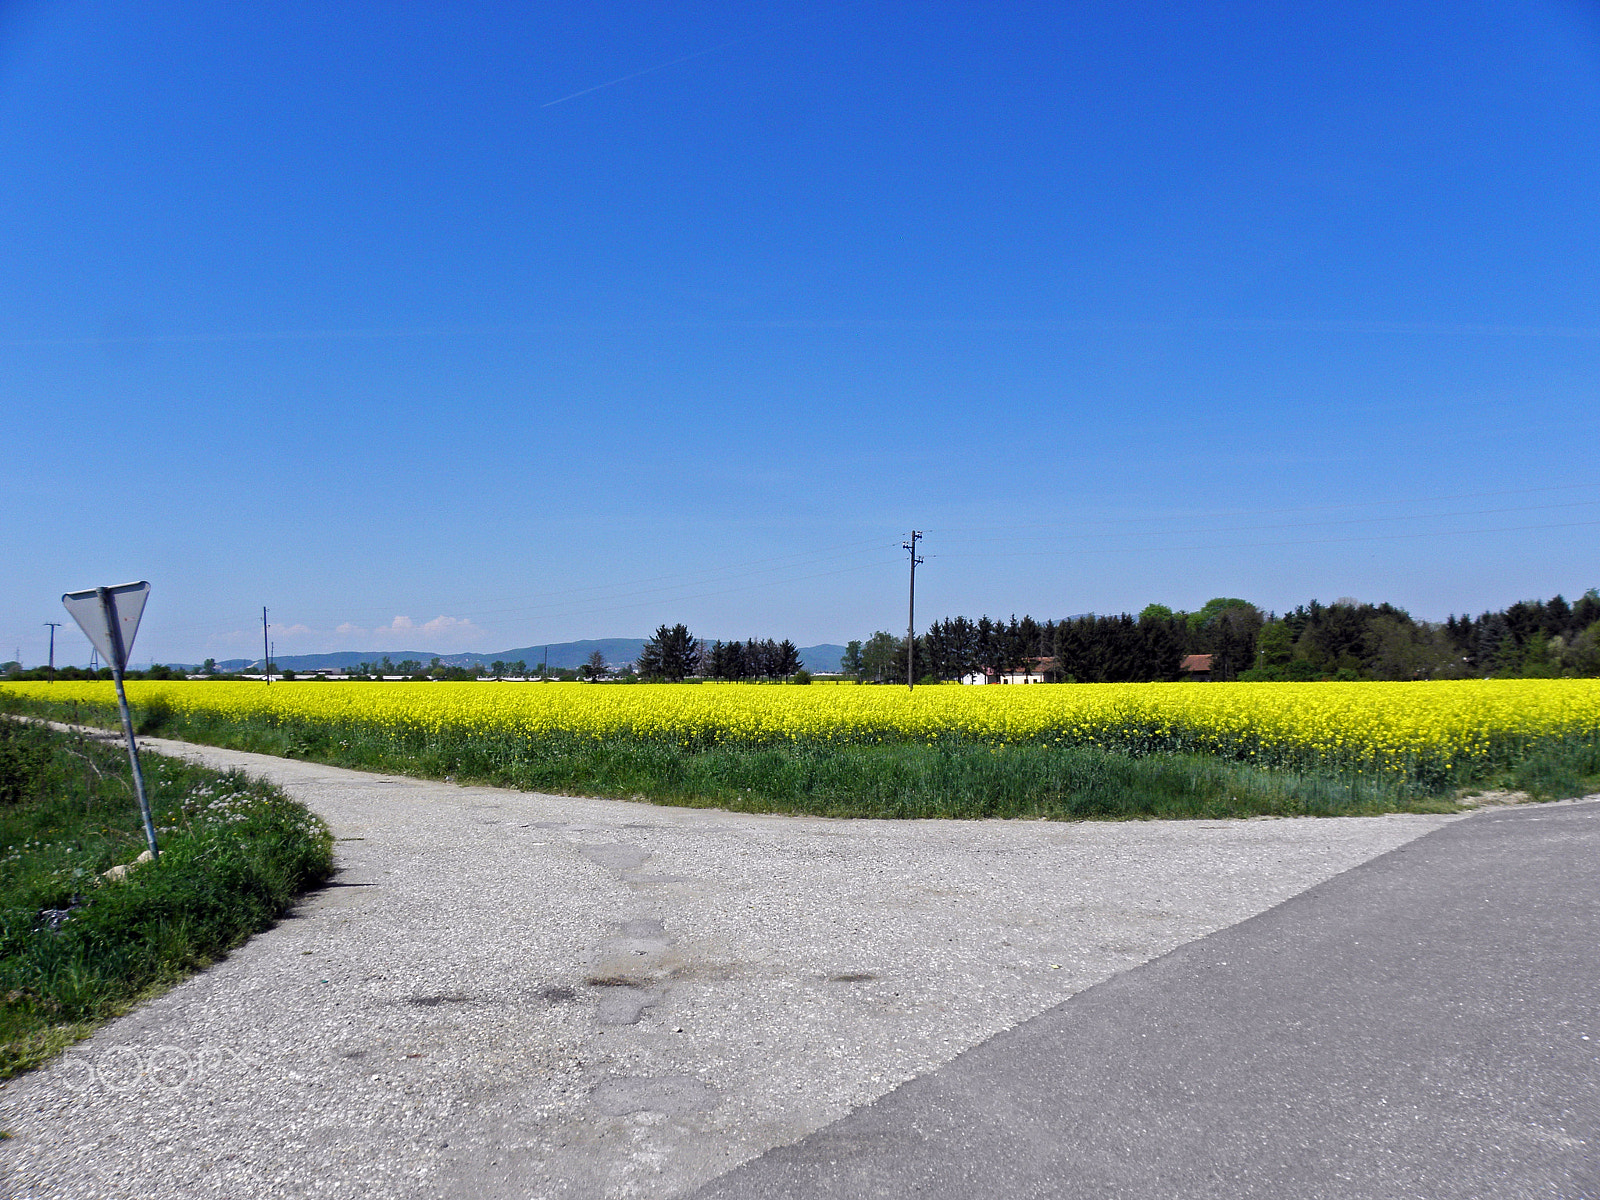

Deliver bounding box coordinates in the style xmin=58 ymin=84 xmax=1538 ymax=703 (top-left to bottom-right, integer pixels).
xmin=4 ymin=1 xmax=1599 ymax=666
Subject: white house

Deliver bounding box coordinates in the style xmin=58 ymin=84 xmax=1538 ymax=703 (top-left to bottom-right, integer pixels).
xmin=960 ymin=658 xmax=1053 ymax=685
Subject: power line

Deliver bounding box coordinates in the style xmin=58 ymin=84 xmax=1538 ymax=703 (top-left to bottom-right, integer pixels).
xmin=940 ymin=498 xmax=1600 ymax=551
xmin=934 ymin=481 xmax=1600 ymax=538
xmin=935 ymin=517 xmax=1600 ymax=561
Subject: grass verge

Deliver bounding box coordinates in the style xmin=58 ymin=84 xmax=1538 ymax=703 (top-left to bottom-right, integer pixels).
xmin=0 ymin=694 xmax=1515 ymax=820
xmin=0 ymin=719 xmax=333 ymax=1077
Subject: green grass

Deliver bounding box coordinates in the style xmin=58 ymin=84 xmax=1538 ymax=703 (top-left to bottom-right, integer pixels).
xmin=483 ymin=737 xmax=1468 ymax=819
xmin=5 ymin=694 xmax=1496 ymax=821
xmin=1505 ymin=735 xmax=1600 ymax=802
xmin=0 ymin=719 xmax=333 ymax=1077
xmin=9 ymin=689 xmax=1594 ymax=825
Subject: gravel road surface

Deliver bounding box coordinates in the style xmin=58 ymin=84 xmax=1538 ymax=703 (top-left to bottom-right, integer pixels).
xmin=0 ymin=738 xmax=1463 ymax=1199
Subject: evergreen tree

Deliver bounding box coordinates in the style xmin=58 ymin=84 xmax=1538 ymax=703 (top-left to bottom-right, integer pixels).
xmin=636 ymin=624 xmax=700 ymax=681
xmin=1475 ymin=613 xmax=1514 ymax=675
xmin=773 ymin=639 xmax=803 ymax=677
xmin=1574 ymin=589 xmax=1600 ymax=630
xmin=975 ymin=616 xmax=1007 ymax=681
xmin=1053 ymin=618 xmax=1089 ymax=682
xmin=709 ymin=640 xmax=744 ymax=680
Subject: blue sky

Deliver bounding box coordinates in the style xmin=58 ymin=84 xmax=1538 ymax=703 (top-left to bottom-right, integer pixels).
xmin=4 ymin=1 xmax=1599 ymax=666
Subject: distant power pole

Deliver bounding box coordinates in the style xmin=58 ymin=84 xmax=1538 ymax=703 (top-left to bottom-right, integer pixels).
xmin=44 ymin=622 xmax=61 ymax=682
xmin=904 ymin=530 xmax=924 ymax=691
xmin=263 ymin=607 xmax=270 ymax=685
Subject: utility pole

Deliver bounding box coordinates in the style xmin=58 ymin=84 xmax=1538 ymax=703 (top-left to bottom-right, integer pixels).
xmin=44 ymin=622 xmax=61 ymax=682
xmin=542 ymin=645 xmax=549 ymax=681
xmin=904 ymin=530 xmax=924 ymax=692
xmin=262 ymin=607 xmax=270 ymax=684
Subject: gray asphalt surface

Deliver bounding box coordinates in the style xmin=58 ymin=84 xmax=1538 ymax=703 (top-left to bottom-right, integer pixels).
xmin=691 ymin=797 xmax=1600 ymax=1200
xmin=0 ymin=737 xmax=1482 ymax=1198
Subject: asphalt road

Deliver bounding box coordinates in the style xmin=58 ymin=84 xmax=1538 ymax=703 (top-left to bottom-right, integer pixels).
xmin=0 ymin=736 xmax=1468 ymax=1199
xmin=690 ymin=798 xmax=1600 ymax=1200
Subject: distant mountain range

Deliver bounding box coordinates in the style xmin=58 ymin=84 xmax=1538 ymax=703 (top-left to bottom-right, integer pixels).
xmin=211 ymin=639 xmax=850 ymax=675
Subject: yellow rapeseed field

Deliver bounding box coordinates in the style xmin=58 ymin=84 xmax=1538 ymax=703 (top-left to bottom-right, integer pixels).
xmin=4 ymin=678 xmax=1597 ymax=783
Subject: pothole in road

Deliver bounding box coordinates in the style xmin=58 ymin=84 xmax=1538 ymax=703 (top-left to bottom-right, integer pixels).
xmin=576 ymin=844 xmax=651 ymax=873
xmin=584 ymin=976 xmax=661 ymax=1025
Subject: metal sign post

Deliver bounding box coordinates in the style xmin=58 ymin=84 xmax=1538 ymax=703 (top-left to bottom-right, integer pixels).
xmin=62 ymin=582 xmax=159 ymax=861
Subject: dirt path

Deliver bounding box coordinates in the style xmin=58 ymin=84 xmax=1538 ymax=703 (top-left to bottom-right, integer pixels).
xmin=0 ymin=738 xmax=1462 ymax=1199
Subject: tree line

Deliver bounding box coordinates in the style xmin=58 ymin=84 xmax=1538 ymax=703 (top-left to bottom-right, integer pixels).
xmin=840 ymin=589 xmax=1600 ymax=684
xmin=13 ymin=592 xmax=1593 ymax=686
xmin=634 ymin=624 xmax=808 ymax=682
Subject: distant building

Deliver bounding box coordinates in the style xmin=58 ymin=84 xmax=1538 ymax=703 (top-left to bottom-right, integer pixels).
xmin=961 ymin=657 xmax=1056 ymax=685
xmin=1180 ymin=653 xmax=1214 ymax=681
xmin=1002 ymin=658 xmax=1050 ymax=684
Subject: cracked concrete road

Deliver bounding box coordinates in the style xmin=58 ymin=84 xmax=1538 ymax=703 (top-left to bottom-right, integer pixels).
xmin=0 ymin=738 xmax=1464 ymax=1199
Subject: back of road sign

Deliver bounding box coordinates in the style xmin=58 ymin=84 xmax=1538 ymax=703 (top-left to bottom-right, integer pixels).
xmin=62 ymin=581 xmax=150 ymax=672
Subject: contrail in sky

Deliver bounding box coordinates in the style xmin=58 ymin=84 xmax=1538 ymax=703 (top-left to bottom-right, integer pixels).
xmin=541 ymin=34 xmax=753 ymax=108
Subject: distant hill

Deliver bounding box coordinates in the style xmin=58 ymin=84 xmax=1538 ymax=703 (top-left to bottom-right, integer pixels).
xmin=212 ymin=650 xmax=465 ymax=672
xmin=211 ymin=639 xmax=850 ymax=675
xmin=797 ymin=644 xmax=848 ymax=674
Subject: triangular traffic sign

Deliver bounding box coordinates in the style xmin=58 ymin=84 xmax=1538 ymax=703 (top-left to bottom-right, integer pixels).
xmin=62 ymin=581 xmax=150 ymax=672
